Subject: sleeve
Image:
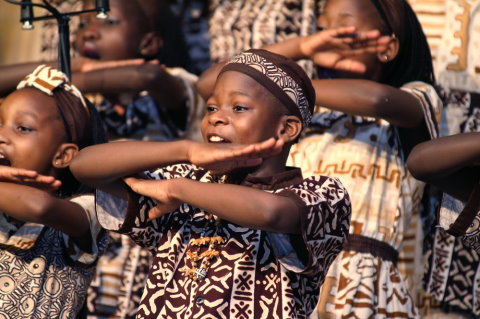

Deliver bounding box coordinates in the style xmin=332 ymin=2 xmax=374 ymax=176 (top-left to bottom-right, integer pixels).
xmin=401 ymin=81 xmax=443 ymax=139
xmin=167 ymin=67 xmax=205 ymax=142
xmin=65 ymin=194 xmax=108 ymax=265
xmin=268 ymin=175 xmax=351 ymax=276
xmin=95 ymin=164 xmax=202 ymax=250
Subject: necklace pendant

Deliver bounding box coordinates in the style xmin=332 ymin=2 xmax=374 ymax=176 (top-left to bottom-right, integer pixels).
xmin=195 ymin=267 xmax=207 ymax=281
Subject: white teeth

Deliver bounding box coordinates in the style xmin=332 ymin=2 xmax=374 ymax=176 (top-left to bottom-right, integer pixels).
xmin=209 ymin=136 xmax=225 ymax=142
xmin=0 ymin=154 xmax=4 ymax=159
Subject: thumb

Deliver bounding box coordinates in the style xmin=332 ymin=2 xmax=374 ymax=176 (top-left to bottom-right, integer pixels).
xmin=148 ymin=205 xmax=166 ymax=219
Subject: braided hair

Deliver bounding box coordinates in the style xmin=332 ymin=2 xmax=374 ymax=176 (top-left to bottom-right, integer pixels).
xmin=372 ymin=0 xmax=435 ymax=86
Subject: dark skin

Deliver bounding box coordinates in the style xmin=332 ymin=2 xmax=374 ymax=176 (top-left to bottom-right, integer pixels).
xmin=0 ymin=88 xmax=92 ymax=249
xmin=1 ymin=0 xmax=188 ymax=130
xmin=71 ymin=70 xmax=305 ymax=234
xmin=407 ymin=133 xmax=480 ymax=202
xmin=197 ymin=0 xmax=429 ymax=142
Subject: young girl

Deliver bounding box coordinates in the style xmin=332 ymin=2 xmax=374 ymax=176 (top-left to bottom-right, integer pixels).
xmin=255 ymin=0 xmax=443 ymax=317
xmin=0 ymin=64 xmax=106 ymax=318
xmin=70 ymin=49 xmax=352 ymax=318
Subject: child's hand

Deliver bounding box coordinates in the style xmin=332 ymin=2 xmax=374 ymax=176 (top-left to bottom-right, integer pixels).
xmin=187 ymin=138 xmax=285 ymax=174
xmin=124 ymin=177 xmax=181 ymax=219
xmin=300 ymin=27 xmax=392 ymax=73
xmin=0 ymin=166 xmax=61 ymax=192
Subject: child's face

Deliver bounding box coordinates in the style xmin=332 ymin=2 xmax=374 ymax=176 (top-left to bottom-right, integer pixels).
xmin=0 ymin=89 xmax=66 ymax=175
xmin=318 ymin=0 xmax=385 ymax=80
xmin=201 ymin=71 xmax=285 ymax=145
xmin=75 ymin=0 xmax=144 ymax=60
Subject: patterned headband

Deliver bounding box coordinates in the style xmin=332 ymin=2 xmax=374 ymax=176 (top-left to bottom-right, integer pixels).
xmin=219 ymin=49 xmax=315 ymax=127
xmin=17 ymin=64 xmax=88 ymax=110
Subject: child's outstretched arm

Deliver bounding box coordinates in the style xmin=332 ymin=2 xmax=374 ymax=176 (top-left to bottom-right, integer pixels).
xmin=311 ymin=79 xmax=427 ymax=128
xmin=407 ymin=132 xmax=480 ymax=201
xmin=195 ymin=27 xmax=389 ymax=100
xmin=0 ymin=181 xmax=91 ymax=239
xmin=124 ymin=176 xmax=301 ymax=234
xmin=71 ymin=138 xmax=284 ymax=198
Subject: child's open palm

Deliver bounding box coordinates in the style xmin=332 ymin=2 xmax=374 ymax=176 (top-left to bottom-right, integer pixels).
xmin=0 ymin=166 xmax=61 ymax=192
xmin=300 ymin=27 xmax=392 ymax=73
xmin=187 ymin=138 xmax=285 ymax=174
xmin=124 ymin=177 xmax=181 ymax=219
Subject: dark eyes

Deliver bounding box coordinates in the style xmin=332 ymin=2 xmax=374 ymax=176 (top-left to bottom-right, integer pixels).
xmin=16 ymin=125 xmax=33 ymax=133
xmin=206 ymin=105 xmax=217 ymax=112
xmin=78 ymin=18 xmax=119 ymax=29
xmin=205 ymin=105 xmax=249 ymax=112
xmin=233 ymin=105 xmax=248 ymax=112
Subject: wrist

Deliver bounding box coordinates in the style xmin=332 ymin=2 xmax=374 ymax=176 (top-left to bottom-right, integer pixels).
xmin=298 ymin=35 xmax=313 ymax=59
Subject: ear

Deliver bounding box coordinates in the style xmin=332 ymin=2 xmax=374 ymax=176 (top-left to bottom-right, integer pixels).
xmin=277 ymin=115 xmax=302 ymax=143
xmin=139 ymin=31 xmax=163 ymax=58
xmin=377 ymin=36 xmax=399 ymax=63
xmin=52 ymin=143 xmax=80 ymax=169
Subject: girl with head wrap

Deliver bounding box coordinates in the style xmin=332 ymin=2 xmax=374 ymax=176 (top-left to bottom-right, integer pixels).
xmin=0 ymin=65 xmax=107 ymax=318
xmin=70 ymin=48 xmax=351 ymax=318
xmin=258 ymin=0 xmax=442 ymax=318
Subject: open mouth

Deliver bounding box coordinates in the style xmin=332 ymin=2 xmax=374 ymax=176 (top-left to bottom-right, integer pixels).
xmin=207 ymin=135 xmax=230 ymax=143
xmin=82 ymin=48 xmax=100 ymax=60
xmin=0 ymin=153 xmax=11 ymax=167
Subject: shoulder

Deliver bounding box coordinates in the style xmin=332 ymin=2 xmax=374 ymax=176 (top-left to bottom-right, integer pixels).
xmin=282 ymin=175 xmax=350 ymax=210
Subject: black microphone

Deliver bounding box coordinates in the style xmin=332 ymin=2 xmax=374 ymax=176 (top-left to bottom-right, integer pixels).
xmin=95 ymin=0 xmax=109 ymax=19
xmin=20 ymin=0 xmax=34 ymax=30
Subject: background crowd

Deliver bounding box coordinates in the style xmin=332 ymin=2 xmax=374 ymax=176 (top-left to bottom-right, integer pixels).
xmin=0 ymin=0 xmax=479 ymax=318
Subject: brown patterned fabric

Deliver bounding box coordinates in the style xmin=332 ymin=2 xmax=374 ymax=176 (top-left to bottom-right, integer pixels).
xmin=96 ymin=165 xmax=351 ymax=318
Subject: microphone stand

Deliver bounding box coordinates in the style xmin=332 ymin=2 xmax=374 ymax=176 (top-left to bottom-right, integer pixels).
xmin=2 ymin=0 xmax=109 ymax=80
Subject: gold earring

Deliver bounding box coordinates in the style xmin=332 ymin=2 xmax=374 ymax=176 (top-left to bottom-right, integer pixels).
xmin=383 ymin=55 xmax=389 ymax=62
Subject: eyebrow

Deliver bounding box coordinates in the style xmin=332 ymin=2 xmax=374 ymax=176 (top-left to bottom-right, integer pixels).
xmin=229 ymin=90 xmax=251 ymax=97
xmin=16 ymin=110 xmax=39 ymax=119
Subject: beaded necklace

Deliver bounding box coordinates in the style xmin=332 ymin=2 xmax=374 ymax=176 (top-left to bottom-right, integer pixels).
xmin=180 ymin=214 xmax=225 ymax=281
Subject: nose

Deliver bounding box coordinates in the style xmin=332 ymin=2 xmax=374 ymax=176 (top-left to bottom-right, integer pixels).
xmin=79 ymin=20 xmax=100 ymax=42
xmin=0 ymin=125 xmax=10 ymax=145
xmin=208 ymin=109 xmax=228 ymax=126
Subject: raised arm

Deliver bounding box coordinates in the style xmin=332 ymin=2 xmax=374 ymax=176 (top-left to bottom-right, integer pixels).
xmin=125 ymin=177 xmax=301 ymax=234
xmin=195 ymin=27 xmax=390 ymax=101
xmin=312 ymin=78 xmax=426 ymax=128
xmin=72 ymin=62 xmax=188 ymax=111
xmin=407 ymin=132 xmax=480 ymax=201
xmin=71 ymin=138 xmax=284 ymax=198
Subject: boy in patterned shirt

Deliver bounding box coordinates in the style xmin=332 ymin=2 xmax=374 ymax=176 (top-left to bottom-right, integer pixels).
xmin=71 ymin=49 xmax=351 ymax=318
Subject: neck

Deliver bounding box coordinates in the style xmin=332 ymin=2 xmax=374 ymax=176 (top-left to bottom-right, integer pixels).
xmin=244 ymin=149 xmax=289 ymax=178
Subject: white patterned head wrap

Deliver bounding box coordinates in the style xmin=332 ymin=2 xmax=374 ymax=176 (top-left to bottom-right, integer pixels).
xmin=219 ymin=49 xmax=315 ymax=127
xmin=17 ymin=64 xmax=87 ymax=109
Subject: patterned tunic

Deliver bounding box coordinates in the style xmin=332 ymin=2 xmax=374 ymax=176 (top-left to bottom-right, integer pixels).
xmin=287 ymin=82 xmax=442 ymax=318
xmin=0 ymin=194 xmax=107 ymax=319
xmin=96 ymin=165 xmax=351 ymax=318
xmin=423 ymin=88 xmax=480 ymax=318
xmin=208 ymin=0 xmax=323 ymax=76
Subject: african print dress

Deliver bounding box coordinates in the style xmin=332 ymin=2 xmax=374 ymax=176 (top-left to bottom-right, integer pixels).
xmin=422 ymin=88 xmax=480 ymax=318
xmin=0 ymin=194 xmax=107 ymax=319
xmin=287 ymin=81 xmax=442 ymax=318
xmin=208 ymin=0 xmax=322 ymax=76
xmin=96 ymin=165 xmax=351 ymax=318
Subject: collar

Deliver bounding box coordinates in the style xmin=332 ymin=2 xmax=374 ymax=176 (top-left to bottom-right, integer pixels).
xmin=240 ymin=167 xmax=303 ymax=191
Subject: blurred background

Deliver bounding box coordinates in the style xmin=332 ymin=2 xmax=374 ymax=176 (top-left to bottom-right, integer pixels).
xmin=0 ymin=1 xmax=43 ymax=64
